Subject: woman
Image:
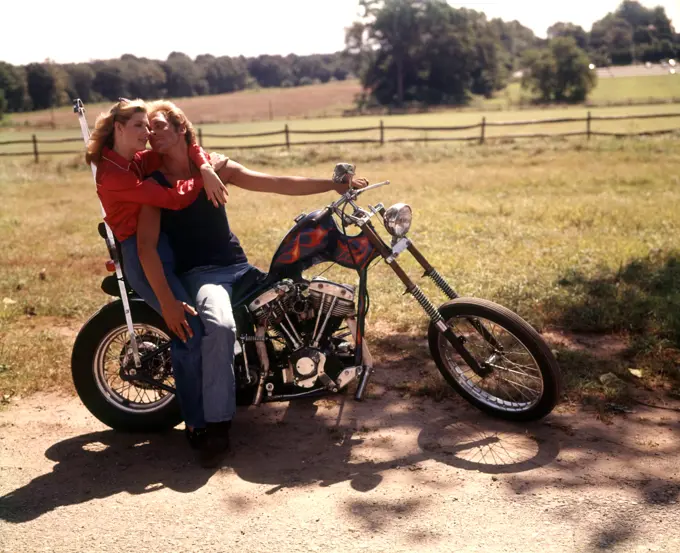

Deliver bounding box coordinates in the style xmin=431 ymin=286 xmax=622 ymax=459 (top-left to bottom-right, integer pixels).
xmin=85 ymin=98 xmax=229 ymax=465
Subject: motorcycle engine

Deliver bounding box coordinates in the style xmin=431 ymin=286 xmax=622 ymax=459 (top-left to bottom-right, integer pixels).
xmin=248 ymin=277 xmax=356 ymax=389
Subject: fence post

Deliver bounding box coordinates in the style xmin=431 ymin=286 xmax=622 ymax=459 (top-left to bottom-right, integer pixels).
xmin=284 ymin=124 xmax=290 ymax=150
xmin=379 ymin=120 xmax=384 ymax=146
xmin=198 ymin=128 xmax=203 ymax=147
xmin=480 ymin=117 xmax=486 ymax=145
xmin=32 ymin=134 xmax=39 ymax=163
xmin=586 ymin=111 xmax=591 ymax=141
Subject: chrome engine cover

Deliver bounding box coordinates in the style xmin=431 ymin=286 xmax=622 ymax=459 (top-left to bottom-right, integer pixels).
xmin=309 ymin=277 xmax=356 ymax=318
xmin=248 ymin=280 xmax=296 ymax=326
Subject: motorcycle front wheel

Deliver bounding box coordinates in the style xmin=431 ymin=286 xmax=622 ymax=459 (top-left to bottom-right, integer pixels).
xmin=428 ymin=298 xmax=562 ymax=421
xmin=71 ymin=301 xmax=182 ymax=432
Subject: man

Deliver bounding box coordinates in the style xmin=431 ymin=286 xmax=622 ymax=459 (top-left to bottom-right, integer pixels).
xmin=136 ymin=100 xmax=367 ymax=467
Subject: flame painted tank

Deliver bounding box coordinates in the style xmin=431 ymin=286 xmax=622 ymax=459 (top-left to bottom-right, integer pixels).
xmin=269 ymin=208 xmax=379 ymax=278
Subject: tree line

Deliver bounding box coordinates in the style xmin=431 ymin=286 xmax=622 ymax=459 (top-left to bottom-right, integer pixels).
xmin=0 ymin=52 xmax=353 ymax=116
xmin=0 ymin=0 xmax=678 ymax=117
xmin=348 ymin=0 xmax=679 ymax=107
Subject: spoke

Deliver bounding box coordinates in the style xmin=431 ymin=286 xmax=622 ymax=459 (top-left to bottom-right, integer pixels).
xmin=485 ymin=362 xmax=542 ymax=381
xmin=500 ymin=355 xmax=541 ymax=374
xmin=497 ymin=376 xmax=537 ymax=401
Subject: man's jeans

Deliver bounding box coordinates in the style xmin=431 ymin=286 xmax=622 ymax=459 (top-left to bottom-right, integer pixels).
xmin=181 ymin=262 xmax=252 ymax=423
xmin=120 ymin=234 xmax=205 ymax=428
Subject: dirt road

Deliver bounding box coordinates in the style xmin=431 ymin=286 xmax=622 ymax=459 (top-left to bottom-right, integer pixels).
xmin=1 ymin=348 xmax=680 ymax=553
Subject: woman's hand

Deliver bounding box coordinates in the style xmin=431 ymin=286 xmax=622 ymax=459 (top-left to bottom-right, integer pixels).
xmin=200 ymin=165 xmax=229 ymax=208
xmin=208 ymin=152 xmax=229 ymax=173
xmin=161 ymin=299 xmax=198 ymax=342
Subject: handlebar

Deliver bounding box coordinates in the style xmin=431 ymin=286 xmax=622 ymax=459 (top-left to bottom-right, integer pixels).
xmin=331 ymin=180 xmax=390 ymax=210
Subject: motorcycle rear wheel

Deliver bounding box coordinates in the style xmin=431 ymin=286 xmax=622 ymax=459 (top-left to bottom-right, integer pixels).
xmin=428 ymin=298 xmax=561 ymax=421
xmin=71 ymin=301 xmax=182 ymax=432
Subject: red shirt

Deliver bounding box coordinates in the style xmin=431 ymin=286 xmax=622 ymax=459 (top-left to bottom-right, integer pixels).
xmin=95 ymin=144 xmax=211 ymax=241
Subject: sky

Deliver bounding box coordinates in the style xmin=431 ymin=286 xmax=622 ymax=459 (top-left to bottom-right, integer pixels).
xmin=1 ymin=0 xmax=679 ymax=65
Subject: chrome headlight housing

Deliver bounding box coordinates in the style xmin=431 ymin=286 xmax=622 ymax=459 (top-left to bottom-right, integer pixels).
xmin=384 ymin=203 xmax=412 ymax=237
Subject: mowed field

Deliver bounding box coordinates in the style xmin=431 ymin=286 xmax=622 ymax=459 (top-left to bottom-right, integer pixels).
xmin=2 ymin=71 xmax=679 ymax=134
xmin=0 ymin=137 xmax=679 ymax=404
xmin=2 ymin=102 xmax=680 ymax=156
xmin=3 ymin=80 xmax=364 ymax=130
xmin=496 ymin=74 xmax=680 ymax=107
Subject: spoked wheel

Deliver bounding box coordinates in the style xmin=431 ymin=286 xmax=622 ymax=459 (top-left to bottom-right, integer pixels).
xmin=94 ymin=324 xmax=175 ymax=414
xmin=428 ymin=298 xmax=562 ymax=421
xmin=72 ymin=301 xmax=182 ymax=432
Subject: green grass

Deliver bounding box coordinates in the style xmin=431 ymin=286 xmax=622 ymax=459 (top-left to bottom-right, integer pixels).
xmin=589 ymin=74 xmax=680 ymax=104
xmin=1 ymin=137 xmax=679 ymax=401
xmin=488 ymin=75 xmax=680 ymax=109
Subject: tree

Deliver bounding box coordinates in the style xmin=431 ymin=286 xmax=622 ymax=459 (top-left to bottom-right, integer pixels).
xmin=358 ymin=0 xmax=424 ymax=105
xmin=348 ymin=0 xmax=505 ymax=107
xmin=0 ymin=89 xmax=6 ymax=120
xmin=0 ymin=62 xmax=31 ymax=112
xmin=25 ymin=63 xmax=56 ymax=110
xmin=589 ymin=1 xmax=677 ymax=64
xmin=547 ymin=22 xmax=589 ymax=50
xmin=196 ymin=55 xmax=248 ymax=94
xmin=63 ymin=63 xmax=96 ymax=103
xmin=522 ymin=37 xmax=596 ymax=103
xmin=246 ymin=55 xmax=293 ymax=88
xmin=120 ymin=56 xmax=167 ymax=99
xmin=91 ymin=61 xmax=128 ymax=101
xmin=489 ymin=18 xmax=539 ymax=73
xmin=163 ymin=52 xmax=208 ymax=97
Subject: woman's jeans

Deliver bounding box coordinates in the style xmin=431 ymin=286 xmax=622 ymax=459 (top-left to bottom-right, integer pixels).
xmin=120 ymin=234 xmax=205 ymax=429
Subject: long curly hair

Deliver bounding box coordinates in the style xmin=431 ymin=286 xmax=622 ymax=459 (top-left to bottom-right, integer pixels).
xmin=85 ymin=98 xmax=147 ymax=165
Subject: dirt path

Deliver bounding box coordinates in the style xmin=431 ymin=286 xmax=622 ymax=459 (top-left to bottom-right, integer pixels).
xmin=1 ymin=371 xmax=679 ymax=553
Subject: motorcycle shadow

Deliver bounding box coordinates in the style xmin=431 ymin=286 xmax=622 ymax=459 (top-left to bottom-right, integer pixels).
xmin=229 ymin=397 xmax=561 ymax=494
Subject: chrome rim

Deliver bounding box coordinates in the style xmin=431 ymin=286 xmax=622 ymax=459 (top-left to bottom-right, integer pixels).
xmin=438 ymin=316 xmax=543 ymax=412
xmin=93 ymin=324 xmax=175 ymax=414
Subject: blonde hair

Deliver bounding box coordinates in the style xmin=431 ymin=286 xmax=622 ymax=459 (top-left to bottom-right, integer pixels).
xmin=147 ymin=100 xmax=197 ymax=146
xmin=85 ymin=98 xmax=147 ymax=165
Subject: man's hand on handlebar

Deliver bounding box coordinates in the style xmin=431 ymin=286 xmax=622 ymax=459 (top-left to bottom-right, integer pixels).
xmin=332 ymin=162 xmax=369 ymax=194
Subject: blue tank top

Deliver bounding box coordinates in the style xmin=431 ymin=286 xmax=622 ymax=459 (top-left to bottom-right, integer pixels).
xmin=150 ymin=170 xmax=248 ymax=274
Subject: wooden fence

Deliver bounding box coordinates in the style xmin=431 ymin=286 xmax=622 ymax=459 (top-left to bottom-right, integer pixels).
xmin=1 ymin=111 xmax=679 ymax=162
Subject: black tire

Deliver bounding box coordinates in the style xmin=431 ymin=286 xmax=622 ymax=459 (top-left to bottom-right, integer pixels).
xmin=71 ymin=300 xmax=182 ymax=432
xmin=428 ymin=298 xmax=562 ymax=422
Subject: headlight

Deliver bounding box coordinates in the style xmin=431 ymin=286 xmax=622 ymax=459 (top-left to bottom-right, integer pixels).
xmin=384 ymin=203 xmax=412 ymax=237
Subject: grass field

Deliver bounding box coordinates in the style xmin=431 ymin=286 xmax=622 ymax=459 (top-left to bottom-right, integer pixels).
xmin=1 ymin=137 xmax=679 ymax=406
xmin=2 ymin=103 xmax=680 ymax=157
xmin=492 ymin=74 xmax=680 ymax=108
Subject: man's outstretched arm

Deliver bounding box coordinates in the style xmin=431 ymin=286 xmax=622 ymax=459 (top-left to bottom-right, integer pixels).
xmin=215 ymin=159 xmax=367 ymax=196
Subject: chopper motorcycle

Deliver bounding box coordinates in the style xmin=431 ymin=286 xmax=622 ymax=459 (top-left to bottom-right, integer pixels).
xmin=71 ymin=161 xmax=562 ymax=432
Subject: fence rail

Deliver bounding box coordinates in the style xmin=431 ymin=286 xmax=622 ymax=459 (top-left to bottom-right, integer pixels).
xmin=1 ymin=111 xmax=679 ymax=162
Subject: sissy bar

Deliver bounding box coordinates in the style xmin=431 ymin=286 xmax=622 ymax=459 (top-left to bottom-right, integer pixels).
xmin=73 ymin=99 xmax=141 ymax=368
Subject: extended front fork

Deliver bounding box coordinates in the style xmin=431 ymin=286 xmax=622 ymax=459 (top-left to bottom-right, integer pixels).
xmin=353 ymin=223 xmax=498 ymax=399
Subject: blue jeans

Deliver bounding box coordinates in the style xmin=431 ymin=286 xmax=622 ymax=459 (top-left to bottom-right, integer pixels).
xmin=181 ymin=262 xmax=252 ymax=423
xmin=120 ymin=234 xmax=205 ymax=429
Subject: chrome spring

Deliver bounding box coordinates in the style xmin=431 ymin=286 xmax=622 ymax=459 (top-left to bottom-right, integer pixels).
xmin=411 ymin=285 xmax=444 ymax=324
xmin=427 ymin=268 xmax=459 ymax=299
